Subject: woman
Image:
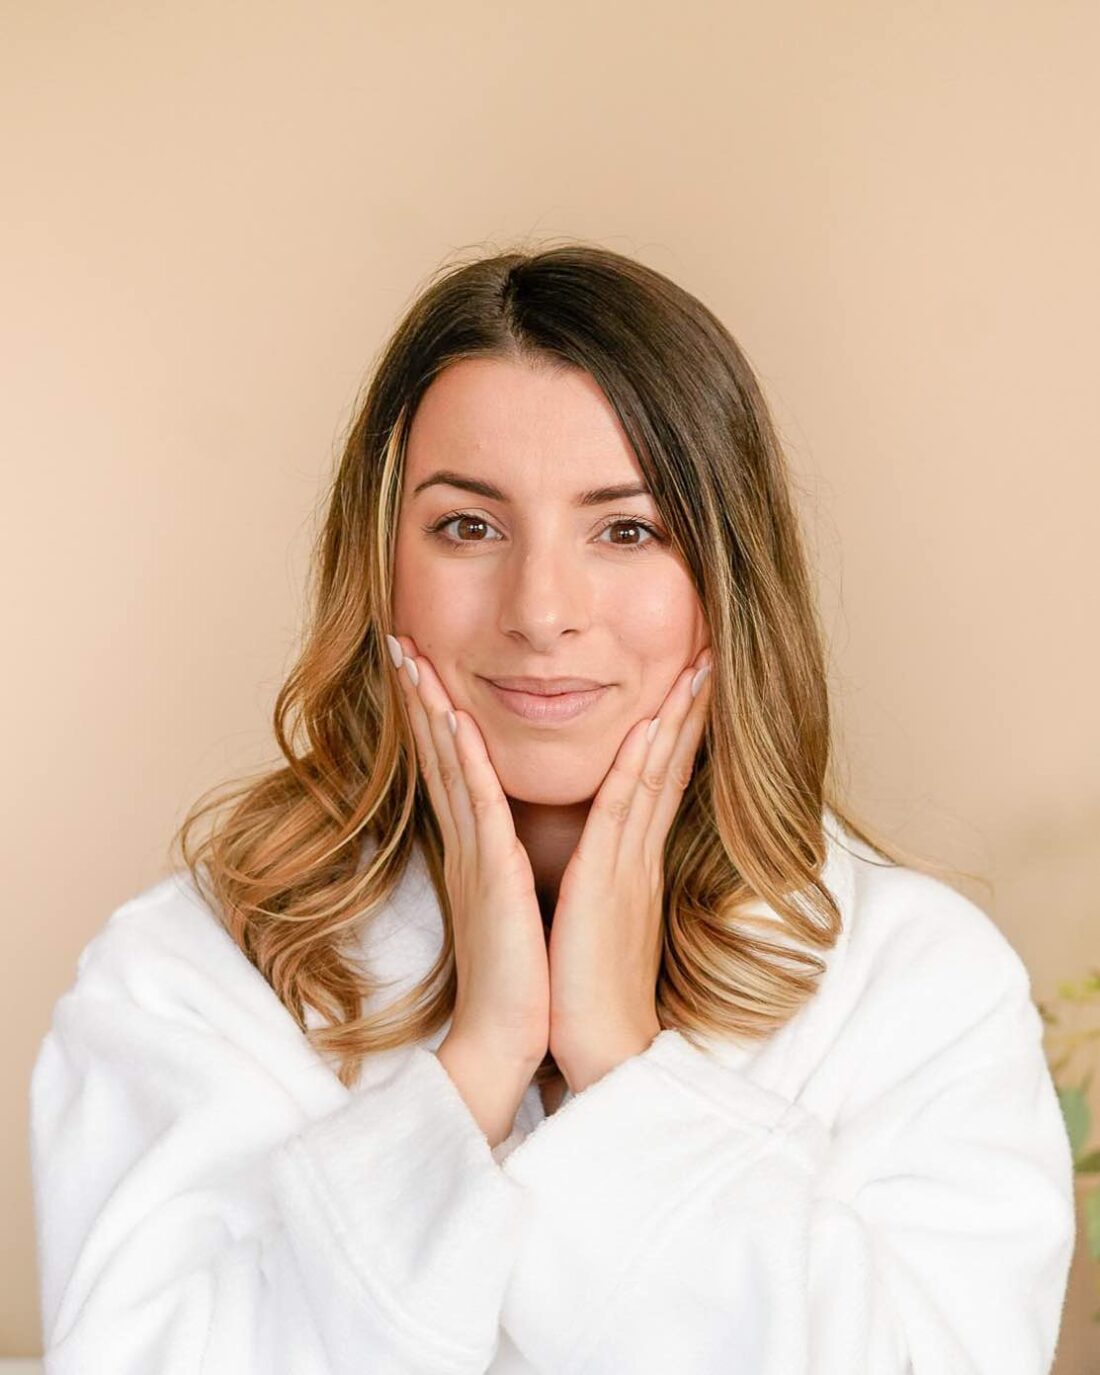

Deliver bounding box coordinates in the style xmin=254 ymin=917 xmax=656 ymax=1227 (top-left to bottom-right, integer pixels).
xmin=30 ymin=243 xmax=1075 ymax=1373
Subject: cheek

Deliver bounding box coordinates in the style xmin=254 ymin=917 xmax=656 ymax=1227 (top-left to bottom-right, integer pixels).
xmin=603 ymin=577 xmax=701 ymax=657
xmin=392 ymin=548 xmax=483 ymax=649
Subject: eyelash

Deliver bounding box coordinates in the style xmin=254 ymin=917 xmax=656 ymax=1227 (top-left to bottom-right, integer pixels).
xmin=424 ymin=510 xmax=668 ymax=555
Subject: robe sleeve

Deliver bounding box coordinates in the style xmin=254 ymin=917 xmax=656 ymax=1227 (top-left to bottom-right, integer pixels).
xmin=498 ymin=910 xmax=1076 ymax=1374
xmin=29 ymin=898 xmax=528 ymax=1375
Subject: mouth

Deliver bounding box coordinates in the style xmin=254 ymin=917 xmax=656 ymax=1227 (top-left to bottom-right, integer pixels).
xmin=479 ymin=677 xmax=610 ymax=723
xmin=484 ymin=676 xmax=607 ymax=694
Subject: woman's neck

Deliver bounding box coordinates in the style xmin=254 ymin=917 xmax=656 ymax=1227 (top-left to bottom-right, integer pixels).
xmin=507 ymin=796 xmax=591 ymax=925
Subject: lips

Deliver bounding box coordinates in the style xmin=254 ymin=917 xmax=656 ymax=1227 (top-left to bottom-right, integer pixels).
xmin=484 ymin=676 xmax=606 ymax=695
xmin=482 ymin=679 xmax=610 ymax=723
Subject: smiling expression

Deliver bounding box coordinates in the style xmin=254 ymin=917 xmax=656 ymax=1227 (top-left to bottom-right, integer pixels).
xmin=391 ymin=355 xmax=710 ymax=804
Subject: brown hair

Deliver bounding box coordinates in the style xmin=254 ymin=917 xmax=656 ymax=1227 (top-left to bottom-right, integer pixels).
xmin=170 ymin=238 xmax=963 ymax=1093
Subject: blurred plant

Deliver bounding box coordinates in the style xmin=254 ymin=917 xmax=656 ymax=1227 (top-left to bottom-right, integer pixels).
xmin=1038 ymin=966 xmax=1100 ymax=1321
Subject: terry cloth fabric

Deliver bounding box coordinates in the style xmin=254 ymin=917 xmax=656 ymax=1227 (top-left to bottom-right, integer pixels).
xmin=29 ymin=808 xmax=1075 ymax=1373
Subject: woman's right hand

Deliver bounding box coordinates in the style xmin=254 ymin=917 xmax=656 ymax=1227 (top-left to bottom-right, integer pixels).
xmin=387 ymin=632 xmax=550 ymax=1072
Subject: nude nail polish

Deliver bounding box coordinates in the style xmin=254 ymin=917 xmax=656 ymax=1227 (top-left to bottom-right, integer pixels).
xmin=691 ymin=666 xmax=711 ymax=698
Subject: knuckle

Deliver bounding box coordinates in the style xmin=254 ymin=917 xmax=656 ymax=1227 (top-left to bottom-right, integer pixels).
xmin=597 ymin=794 xmax=632 ymax=824
xmin=672 ymin=760 xmax=694 ymax=789
xmin=640 ymin=768 xmax=666 ymax=795
xmin=468 ymin=790 xmax=502 ymax=818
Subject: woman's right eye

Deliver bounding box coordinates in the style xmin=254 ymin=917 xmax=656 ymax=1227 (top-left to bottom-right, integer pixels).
xmin=423 ymin=512 xmax=500 ymax=547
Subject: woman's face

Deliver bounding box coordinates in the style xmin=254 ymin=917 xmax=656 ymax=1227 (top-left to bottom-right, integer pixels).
xmin=392 ymin=356 xmax=710 ymax=805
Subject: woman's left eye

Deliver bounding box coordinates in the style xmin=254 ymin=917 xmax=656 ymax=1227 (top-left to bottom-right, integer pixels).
xmin=424 ymin=513 xmax=666 ymax=553
xmin=598 ymin=518 xmax=664 ymax=551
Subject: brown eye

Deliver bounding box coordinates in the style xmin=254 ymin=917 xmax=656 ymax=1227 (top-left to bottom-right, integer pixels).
xmin=424 ymin=511 xmax=667 ymax=553
xmin=598 ymin=518 xmax=665 ymax=552
xmin=425 ymin=512 xmax=502 ymax=546
xmin=447 ymin=515 xmax=487 ymax=541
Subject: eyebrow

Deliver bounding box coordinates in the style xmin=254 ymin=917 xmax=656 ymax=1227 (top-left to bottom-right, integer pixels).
xmin=411 ymin=469 xmax=652 ymax=506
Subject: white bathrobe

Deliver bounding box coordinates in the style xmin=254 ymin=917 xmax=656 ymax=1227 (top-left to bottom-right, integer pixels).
xmin=29 ymin=810 xmax=1076 ymax=1373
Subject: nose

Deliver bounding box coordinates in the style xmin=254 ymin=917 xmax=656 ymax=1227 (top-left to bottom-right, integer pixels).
xmin=494 ymin=538 xmax=594 ymax=645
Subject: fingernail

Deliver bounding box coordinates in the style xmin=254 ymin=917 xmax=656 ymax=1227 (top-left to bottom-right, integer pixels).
xmin=446 ymin=709 xmax=457 ymax=736
xmin=646 ymin=716 xmax=661 ymax=743
xmin=690 ymin=666 xmax=711 ymax=698
xmin=404 ymin=657 xmax=420 ymax=687
xmin=385 ymin=633 xmax=403 ymax=668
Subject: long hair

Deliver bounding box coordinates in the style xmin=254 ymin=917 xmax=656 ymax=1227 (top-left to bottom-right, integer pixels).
xmin=170 ymin=239 xmax=965 ymax=1092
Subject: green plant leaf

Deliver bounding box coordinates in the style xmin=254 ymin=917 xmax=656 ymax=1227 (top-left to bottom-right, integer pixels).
xmin=1059 ymin=1085 xmax=1092 ymax=1158
xmin=1085 ymin=1186 xmax=1100 ymax=1262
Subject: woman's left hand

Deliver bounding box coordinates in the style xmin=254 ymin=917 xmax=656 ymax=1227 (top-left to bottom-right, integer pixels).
xmin=548 ymin=647 xmax=714 ymax=1094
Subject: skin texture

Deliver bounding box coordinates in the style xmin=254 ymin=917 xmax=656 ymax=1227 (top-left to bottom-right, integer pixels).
xmin=391 ymin=356 xmax=715 ymax=1098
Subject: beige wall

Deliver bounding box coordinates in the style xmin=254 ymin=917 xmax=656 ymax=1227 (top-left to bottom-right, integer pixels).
xmin=4 ymin=0 xmax=1098 ymax=1365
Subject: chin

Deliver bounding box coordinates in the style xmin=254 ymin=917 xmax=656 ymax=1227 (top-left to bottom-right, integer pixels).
xmin=491 ymin=762 xmax=601 ymax=807
xmin=479 ymin=730 xmax=613 ymax=803
xmin=511 ymin=786 xmax=596 ymax=803
xmin=502 ymin=781 xmax=598 ymax=807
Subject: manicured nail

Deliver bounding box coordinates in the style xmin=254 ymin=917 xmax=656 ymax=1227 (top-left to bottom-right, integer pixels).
xmin=690 ymin=666 xmax=711 ymax=698
xmin=404 ymin=657 xmax=420 ymax=687
xmin=385 ymin=633 xmax=403 ymax=668
xmin=446 ymin=710 xmax=457 ymax=736
xmin=646 ymin=716 xmax=661 ymax=743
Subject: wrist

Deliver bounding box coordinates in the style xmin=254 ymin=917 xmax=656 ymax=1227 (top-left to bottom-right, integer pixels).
xmin=439 ymin=1029 xmax=543 ymax=1079
xmin=559 ymin=1021 xmax=661 ymax=1095
xmin=435 ymin=1034 xmax=536 ymax=1150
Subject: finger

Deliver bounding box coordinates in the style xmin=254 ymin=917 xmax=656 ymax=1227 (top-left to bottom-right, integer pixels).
xmin=579 ymin=709 xmax=658 ymax=872
xmin=611 ymin=661 xmax=699 ymax=862
xmin=637 ymin=659 xmax=712 ymax=854
xmin=449 ymin=702 xmax=522 ymax=870
xmin=399 ymin=644 xmax=478 ymax=855
xmin=388 ymin=634 xmax=460 ymax=855
xmin=392 ymin=637 xmax=518 ymax=869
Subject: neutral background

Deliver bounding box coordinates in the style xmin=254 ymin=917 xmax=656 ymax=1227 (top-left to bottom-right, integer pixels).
xmin=4 ymin=0 xmax=1098 ymax=1367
